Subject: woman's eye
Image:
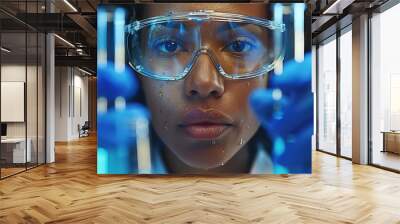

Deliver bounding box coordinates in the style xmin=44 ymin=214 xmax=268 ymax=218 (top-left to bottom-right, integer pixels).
xmin=224 ymin=39 xmax=255 ymax=53
xmin=154 ymin=40 xmax=182 ymax=54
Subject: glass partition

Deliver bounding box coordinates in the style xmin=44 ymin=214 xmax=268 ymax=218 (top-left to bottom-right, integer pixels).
xmin=0 ymin=0 xmax=46 ymax=179
xmin=317 ymin=35 xmax=337 ymax=155
xmin=1 ymin=30 xmax=28 ymax=177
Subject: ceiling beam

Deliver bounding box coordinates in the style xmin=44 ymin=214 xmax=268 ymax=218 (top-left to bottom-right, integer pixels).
xmin=55 ymin=55 xmax=96 ymax=69
xmin=66 ymin=13 xmax=97 ymax=46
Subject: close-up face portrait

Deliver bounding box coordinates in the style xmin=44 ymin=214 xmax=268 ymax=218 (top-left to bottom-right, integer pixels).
xmin=131 ymin=4 xmax=276 ymax=171
xmin=98 ymin=2 xmax=312 ymax=175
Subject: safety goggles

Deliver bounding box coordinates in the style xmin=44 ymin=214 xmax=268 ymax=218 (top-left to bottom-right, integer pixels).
xmin=125 ymin=10 xmax=286 ymax=81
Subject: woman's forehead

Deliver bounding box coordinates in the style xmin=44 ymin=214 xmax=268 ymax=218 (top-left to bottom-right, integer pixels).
xmin=139 ymin=3 xmax=269 ymax=18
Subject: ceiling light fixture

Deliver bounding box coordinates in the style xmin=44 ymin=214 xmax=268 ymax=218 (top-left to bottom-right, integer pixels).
xmin=63 ymin=0 xmax=78 ymax=12
xmin=54 ymin=34 xmax=75 ymax=48
xmin=322 ymin=0 xmax=354 ymax=15
xmin=322 ymin=0 xmax=342 ymax=14
xmin=1 ymin=47 xmax=11 ymax=53
xmin=78 ymin=67 xmax=93 ymax=76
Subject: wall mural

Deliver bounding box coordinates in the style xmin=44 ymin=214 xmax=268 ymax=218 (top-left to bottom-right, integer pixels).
xmin=97 ymin=3 xmax=313 ymax=174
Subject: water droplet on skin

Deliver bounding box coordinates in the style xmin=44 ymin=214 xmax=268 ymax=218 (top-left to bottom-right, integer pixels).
xmin=158 ymin=81 xmax=167 ymax=97
xmin=160 ymin=81 xmax=166 ymax=88
xmin=239 ymin=138 xmax=244 ymax=145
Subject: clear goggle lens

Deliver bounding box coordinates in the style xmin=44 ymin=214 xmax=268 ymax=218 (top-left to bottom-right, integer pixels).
xmin=126 ymin=12 xmax=285 ymax=80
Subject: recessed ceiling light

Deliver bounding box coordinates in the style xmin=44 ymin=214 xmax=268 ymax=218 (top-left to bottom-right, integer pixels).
xmin=1 ymin=47 xmax=11 ymax=53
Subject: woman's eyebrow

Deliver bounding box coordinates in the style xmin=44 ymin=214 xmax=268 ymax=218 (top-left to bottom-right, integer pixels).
xmin=216 ymin=22 xmax=262 ymax=35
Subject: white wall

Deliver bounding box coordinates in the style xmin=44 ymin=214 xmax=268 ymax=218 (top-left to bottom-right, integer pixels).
xmin=54 ymin=67 xmax=89 ymax=141
xmin=1 ymin=82 xmax=25 ymax=122
xmin=55 ymin=66 xmax=69 ymax=141
xmin=1 ymin=65 xmax=33 ymax=138
xmin=72 ymin=73 xmax=89 ymax=138
xmin=1 ymin=63 xmax=46 ymax=164
xmin=1 ymin=64 xmax=26 ymax=81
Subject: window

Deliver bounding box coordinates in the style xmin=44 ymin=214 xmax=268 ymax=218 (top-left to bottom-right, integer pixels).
xmin=317 ymin=36 xmax=337 ymax=154
xmin=371 ymin=2 xmax=400 ymax=171
xmin=339 ymin=28 xmax=352 ymax=158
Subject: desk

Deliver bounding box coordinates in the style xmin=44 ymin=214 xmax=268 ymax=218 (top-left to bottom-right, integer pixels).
xmin=382 ymin=131 xmax=400 ymax=154
xmin=1 ymin=138 xmax=31 ymax=163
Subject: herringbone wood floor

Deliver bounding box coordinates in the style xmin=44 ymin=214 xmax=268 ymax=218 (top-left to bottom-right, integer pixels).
xmin=1 ymin=135 xmax=400 ymax=224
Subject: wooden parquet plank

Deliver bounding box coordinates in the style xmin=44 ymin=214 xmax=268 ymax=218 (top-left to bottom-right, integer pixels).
xmin=0 ymin=135 xmax=400 ymax=223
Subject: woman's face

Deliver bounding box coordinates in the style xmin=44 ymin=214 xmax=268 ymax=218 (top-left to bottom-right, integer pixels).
xmin=139 ymin=4 xmax=268 ymax=169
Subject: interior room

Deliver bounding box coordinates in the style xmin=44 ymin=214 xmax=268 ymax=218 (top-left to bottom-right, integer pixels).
xmin=0 ymin=23 xmax=46 ymax=178
xmin=0 ymin=0 xmax=400 ymax=223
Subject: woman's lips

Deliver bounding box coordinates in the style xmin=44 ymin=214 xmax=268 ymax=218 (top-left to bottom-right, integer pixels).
xmin=182 ymin=123 xmax=231 ymax=139
xmin=179 ymin=108 xmax=234 ymax=140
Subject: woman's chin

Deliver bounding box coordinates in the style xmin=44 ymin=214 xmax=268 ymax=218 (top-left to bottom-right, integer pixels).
xmin=175 ymin=145 xmax=237 ymax=170
xmin=182 ymin=159 xmax=226 ymax=170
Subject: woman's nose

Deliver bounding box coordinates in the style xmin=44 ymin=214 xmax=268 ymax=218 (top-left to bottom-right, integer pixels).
xmin=184 ymin=54 xmax=225 ymax=99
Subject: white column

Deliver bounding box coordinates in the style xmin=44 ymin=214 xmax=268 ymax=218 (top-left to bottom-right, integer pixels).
xmin=352 ymin=14 xmax=369 ymax=164
xmin=46 ymin=1 xmax=55 ymax=163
